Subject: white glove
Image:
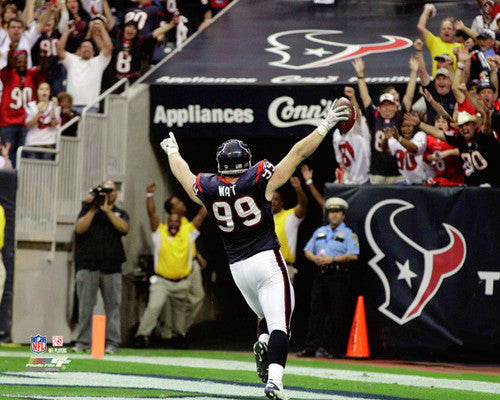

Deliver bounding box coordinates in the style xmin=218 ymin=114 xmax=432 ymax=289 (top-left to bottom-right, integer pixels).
xmin=160 ymin=131 xmax=179 ymax=156
xmin=318 ymin=99 xmax=349 ymax=136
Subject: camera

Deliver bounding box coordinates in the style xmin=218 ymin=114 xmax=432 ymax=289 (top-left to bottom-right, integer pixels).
xmin=90 ymin=184 xmax=114 ymax=206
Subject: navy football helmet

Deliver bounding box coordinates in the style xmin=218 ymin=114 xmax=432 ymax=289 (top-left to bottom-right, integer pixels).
xmin=216 ymin=139 xmax=252 ymax=175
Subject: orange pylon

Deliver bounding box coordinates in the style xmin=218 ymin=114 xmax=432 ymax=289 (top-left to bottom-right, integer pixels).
xmin=345 ymin=296 xmax=370 ymax=358
xmin=91 ymin=315 xmax=106 ymax=359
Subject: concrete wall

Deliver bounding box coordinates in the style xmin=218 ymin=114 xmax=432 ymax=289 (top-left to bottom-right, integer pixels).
xmin=12 ymin=83 xmax=172 ymax=345
xmin=12 ymin=246 xmax=76 ymax=343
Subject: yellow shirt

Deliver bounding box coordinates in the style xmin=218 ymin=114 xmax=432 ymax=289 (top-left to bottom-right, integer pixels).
xmin=274 ymin=208 xmax=303 ymax=264
xmin=180 ymin=215 xmax=197 ymax=258
xmin=0 ymin=205 xmax=5 ymax=250
xmin=425 ymin=32 xmax=461 ymax=76
xmin=152 ymin=221 xmax=199 ymax=280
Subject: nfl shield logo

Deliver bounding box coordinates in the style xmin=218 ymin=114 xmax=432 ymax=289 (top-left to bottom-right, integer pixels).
xmin=30 ymin=335 xmax=47 ymax=354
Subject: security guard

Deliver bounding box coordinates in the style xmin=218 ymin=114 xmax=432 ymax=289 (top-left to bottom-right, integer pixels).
xmin=298 ymin=196 xmax=359 ymax=358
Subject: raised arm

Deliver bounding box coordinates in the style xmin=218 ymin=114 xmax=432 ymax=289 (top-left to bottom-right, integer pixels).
xmin=344 ymin=86 xmax=361 ymax=124
xmin=57 ymin=22 xmax=74 ymax=60
xmin=161 ymin=132 xmax=203 ymax=206
xmin=21 ymin=0 xmax=35 ymax=27
xmin=454 ymin=19 xmax=478 ymax=43
xmin=265 ymin=100 xmax=349 ymax=199
xmin=102 ymin=0 xmax=115 ymax=32
xmin=352 ymin=58 xmax=371 ymax=109
xmin=289 ymin=176 xmax=308 ymax=219
xmin=403 ymin=55 xmax=420 ymax=111
xmin=414 ymin=38 xmax=431 ymax=87
xmin=300 ymin=164 xmax=325 ymax=208
xmin=417 ymin=4 xmax=433 ymax=41
xmin=421 ymin=87 xmax=453 ymax=120
xmin=57 ymin=0 xmax=69 ymax=33
xmin=35 ymin=5 xmax=54 ymax=34
xmin=89 ymin=19 xmax=112 ymax=57
xmin=404 ymin=112 xmax=446 ymax=141
xmin=487 ymin=56 xmax=499 ymax=102
xmin=452 ymin=47 xmax=471 ymax=103
xmin=192 ymin=206 xmax=208 ymax=230
xmin=480 ymin=103 xmax=492 ymax=136
xmin=146 ymin=182 xmax=160 ymax=232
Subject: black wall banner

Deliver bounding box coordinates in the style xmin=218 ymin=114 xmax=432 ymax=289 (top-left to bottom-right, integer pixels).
xmin=324 ymin=184 xmax=500 ymax=360
xmin=144 ymin=0 xmax=477 ymax=86
xmin=150 ymin=84 xmax=407 ymax=139
xmin=0 ymin=170 xmax=16 ymax=342
xmin=147 ymin=0 xmax=477 ymax=140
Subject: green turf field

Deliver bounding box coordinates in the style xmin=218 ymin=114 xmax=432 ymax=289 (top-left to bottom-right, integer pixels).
xmin=0 ymin=346 xmax=499 ymax=400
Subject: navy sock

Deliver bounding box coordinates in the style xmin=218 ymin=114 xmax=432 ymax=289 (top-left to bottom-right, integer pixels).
xmin=258 ymin=318 xmax=269 ymax=336
xmin=268 ymin=330 xmax=288 ymax=367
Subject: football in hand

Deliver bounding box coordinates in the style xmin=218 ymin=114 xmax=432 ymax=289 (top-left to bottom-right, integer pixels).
xmin=335 ymin=97 xmax=356 ymax=134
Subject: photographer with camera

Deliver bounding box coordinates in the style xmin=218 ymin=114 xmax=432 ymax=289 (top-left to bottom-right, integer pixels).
xmin=73 ymin=180 xmax=129 ymax=354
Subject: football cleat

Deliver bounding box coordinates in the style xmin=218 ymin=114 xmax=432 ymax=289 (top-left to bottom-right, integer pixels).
xmin=253 ymin=340 xmax=269 ymax=383
xmin=264 ymin=381 xmax=288 ymax=400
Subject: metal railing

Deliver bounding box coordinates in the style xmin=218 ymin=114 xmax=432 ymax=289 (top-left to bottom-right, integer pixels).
xmin=15 ymin=78 xmax=130 ymax=246
xmin=15 ymin=145 xmax=59 ymax=244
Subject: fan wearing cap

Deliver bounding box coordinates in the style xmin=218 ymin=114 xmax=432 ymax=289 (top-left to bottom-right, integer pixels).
xmin=452 ymin=46 xmax=499 ymax=127
xmin=405 ymin=110 xmax=500 ymax=187
xmin=352 ymin=56 xmax=420 ymax=184
xmin=417 ymin=5 xmax=461 ymax=76
xmin=298 ymin=197 xmax=359 ymax=358
xmin=469 ymin=29 xmax=499 ymax=81
xmin=416 ymin=39 xmax=456 ymax=125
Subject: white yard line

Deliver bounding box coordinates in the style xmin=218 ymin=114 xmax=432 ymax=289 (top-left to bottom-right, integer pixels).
xmin=0 ymin=372 xmax=374 ymax=400
xmin=1 ymin=351 xmax=498 ymax=394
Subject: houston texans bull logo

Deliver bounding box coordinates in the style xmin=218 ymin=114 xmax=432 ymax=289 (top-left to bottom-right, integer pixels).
xmin=365 ymin=199 xmax=466 ymax=325
xmin=266 ymin=29 xmax=413 ymax=70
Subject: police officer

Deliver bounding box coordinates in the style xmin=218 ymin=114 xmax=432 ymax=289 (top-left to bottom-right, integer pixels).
xmin=297 ymin=197 xmax=359 ymax=358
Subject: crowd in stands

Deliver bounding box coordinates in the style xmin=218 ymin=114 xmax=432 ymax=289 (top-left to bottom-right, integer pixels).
xmin=331 ymin=1 xmax=500 ymax=188
xmin=0 ymin=0 xmax=231 ymax=167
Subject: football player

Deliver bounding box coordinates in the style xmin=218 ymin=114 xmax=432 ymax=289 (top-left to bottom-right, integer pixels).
xmin=160 ymin=99 xmax=349 ymax=400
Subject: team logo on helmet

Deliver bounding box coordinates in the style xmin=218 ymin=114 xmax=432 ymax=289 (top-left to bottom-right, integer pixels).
xmin=266 ymin=30 xmax=412 ymax=70
xmin=365 ymin=199 xmax=466 ymax=325
xmin=216 ymin=139 xmax=252 ymax=175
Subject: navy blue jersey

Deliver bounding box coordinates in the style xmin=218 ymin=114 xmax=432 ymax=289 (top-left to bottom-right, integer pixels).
xmin=32 ymin=31 xmax=60 ymax=67
xmin=444 ymin=128 xmax=500 ymax=187
xmin=122 ymin=2 xmax=165 ymax=35
xmin=423 ymin=82 xmax=456 ymax=126
xmin=365 ymin=101 xmax=402 ymax=176
xmin=110 ymin=36 xmax=144 ymax=77
xmin=194 ymin=160 xmax=281 ymax=263
xmin=31 ymin=31 xmax=64 ymax=83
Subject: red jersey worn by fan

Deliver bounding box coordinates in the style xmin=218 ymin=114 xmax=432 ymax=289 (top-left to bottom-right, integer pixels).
xmin=425 ymin=134 xmax=464 ymax=185
xmin=0 ymin=67 xmax=46 ymax=126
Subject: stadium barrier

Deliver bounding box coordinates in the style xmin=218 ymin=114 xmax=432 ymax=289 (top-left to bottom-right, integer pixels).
xmin=324 ymin=183 xmax=500 ymax=360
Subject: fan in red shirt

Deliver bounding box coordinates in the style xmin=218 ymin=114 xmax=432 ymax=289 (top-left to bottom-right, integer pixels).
xmin=0 ymin=44 xmax=47 ymax=167
xmin=424 ymin=115 xmax=464 ymax=186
